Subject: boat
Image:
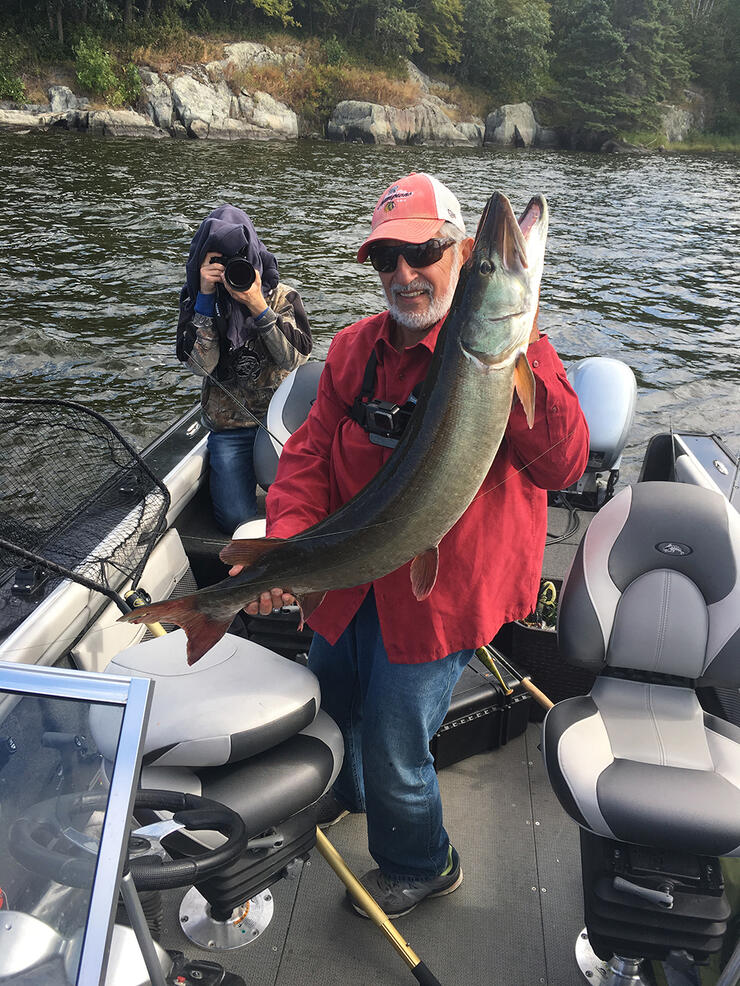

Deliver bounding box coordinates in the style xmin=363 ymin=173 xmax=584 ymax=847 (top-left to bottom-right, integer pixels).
xmin=0 ymin=353 xmax=738 ymax=986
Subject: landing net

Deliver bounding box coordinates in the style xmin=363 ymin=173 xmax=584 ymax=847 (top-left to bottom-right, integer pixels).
xmin=0 ymin=398 xmax=170 ymax=599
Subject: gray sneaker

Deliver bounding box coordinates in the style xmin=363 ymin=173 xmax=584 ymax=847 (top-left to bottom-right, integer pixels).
xmin=350 ymin=846 xmax=463 ymax=918
xmin=314 ymin=790 xmax=351 ymax=830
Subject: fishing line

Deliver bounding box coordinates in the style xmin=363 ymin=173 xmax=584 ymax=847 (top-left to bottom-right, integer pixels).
xmin=186 ymin=349 xmax=286 ymax=449
xmin=1 ymin=427 xmax=583 ymax=654
xmin=237 ymin=424 xmax=581 ymax=551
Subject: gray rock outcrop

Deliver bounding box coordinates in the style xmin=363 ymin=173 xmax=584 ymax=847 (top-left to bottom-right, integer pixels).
xmin=328 ymin=99 xmax=476 ymax=146
xmin=87 ymin=108 xmax=166 ymax=138
xmin=484 ymin=103 xmax=537 ymax=147
xmin=140 ymin=70 xmax=174 ymax=130
xmin=48 ymin=85 xmax=90 ymax=113
xmin=660 ymin=90 xmax=705 ymax=142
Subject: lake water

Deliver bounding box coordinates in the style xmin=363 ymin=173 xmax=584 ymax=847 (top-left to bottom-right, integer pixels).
xmin=0 ymin=132 xmax=738 ymax=485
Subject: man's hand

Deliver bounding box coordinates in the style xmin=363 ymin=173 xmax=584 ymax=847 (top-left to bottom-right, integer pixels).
xmin=228 ymin=565 xmax=296 ymax=615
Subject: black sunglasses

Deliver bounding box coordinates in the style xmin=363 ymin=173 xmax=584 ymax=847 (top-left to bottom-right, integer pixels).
xmin=367 ymin=238 xmax=456 ymax=273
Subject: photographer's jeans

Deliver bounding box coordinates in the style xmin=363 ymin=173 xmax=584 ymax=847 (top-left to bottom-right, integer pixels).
xmin=308 ymin=588 xmax=472 ymax=879
xmin=207 ymin=427 xmax=259 ymax=535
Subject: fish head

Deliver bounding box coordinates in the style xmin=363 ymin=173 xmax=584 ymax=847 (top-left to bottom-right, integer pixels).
xmin=455 ymin=191 xmax=549 ymax=367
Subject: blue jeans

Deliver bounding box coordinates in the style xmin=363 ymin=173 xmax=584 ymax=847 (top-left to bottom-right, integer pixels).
xmin=207 ymin=427 xmax=259 ymax=535
xmin=308 ymin=589 xmax=472 ymax=879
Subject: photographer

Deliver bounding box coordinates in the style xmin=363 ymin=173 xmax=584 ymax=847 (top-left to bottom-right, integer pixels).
xmin=177 ymin=205 xmax=312 ymax=534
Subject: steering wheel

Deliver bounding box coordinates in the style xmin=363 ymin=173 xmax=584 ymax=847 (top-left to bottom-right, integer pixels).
xmin=9 ymin=788 xmax=249 ymax=892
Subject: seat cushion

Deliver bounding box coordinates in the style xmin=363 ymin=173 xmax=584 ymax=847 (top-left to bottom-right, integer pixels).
xmin=90 ymin=630 xmax=320 ymax=767
xmin=543 ymin=679 xmax=740 ymax=856
xmin=139 ymin=710 xmax=344 ymax=849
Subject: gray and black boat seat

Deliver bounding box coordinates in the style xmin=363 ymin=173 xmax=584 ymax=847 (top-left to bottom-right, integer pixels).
xmin=89 ymin=631 xmax=343 ymax=906
xmin=542 ymin=480 xmax=740 ymax=959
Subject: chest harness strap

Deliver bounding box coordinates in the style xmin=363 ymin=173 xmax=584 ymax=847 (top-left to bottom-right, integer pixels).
xmin=349 ymin=349 xmax=423 ymax=449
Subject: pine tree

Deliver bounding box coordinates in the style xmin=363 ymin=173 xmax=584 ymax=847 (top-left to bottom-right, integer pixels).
xmin=549 ymin=0 xmax=627 ymax=131
xmin=417 ymin=0 xmax=464 ymax=68
xmin=610 ymin=0 xmax=689 ymax=127
xmin=461 ymin=0 xmax=551 ymax=100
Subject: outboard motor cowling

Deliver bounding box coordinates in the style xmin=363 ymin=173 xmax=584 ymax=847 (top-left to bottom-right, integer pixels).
xmin=564 ymin=356 xmax=637 ymax=509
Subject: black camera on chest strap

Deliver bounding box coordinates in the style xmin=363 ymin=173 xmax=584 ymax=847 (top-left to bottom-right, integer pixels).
xmin=350 ymin=350 xmax=422 ymax=449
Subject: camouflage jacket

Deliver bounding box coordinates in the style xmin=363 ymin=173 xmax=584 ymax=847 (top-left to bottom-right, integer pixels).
xmin=179 ymin=282 xmax=312 ymax=431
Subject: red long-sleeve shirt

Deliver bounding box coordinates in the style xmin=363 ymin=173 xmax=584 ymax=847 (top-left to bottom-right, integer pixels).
xmin=266 ymin=311 xmax=589 ymax=664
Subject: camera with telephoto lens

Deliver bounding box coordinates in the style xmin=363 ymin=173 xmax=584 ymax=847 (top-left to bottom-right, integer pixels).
xmin=210 ymin=253 xmax=256 ymax=291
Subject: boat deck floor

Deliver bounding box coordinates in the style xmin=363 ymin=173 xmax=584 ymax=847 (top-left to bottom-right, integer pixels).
xmin=159 ymin=722 xmax=586 ymax=986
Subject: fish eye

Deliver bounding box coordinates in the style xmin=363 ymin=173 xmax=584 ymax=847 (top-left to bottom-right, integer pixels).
xmin=479 ymin=259 xmax=494 ymax=275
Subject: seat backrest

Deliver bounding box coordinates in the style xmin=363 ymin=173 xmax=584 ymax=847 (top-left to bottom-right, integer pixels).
xmin=253 ymin=361 xmax=324 ymax=490
xmin=558 ymin=481 xmax=740 ymax=685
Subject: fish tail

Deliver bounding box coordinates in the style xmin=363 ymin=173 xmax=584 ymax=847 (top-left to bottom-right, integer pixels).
xmin=117 ymin=597 xmax=233 ymax=666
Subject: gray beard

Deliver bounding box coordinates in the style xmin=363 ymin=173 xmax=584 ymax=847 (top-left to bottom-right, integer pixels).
xmin=384 ymin=248 xmax=460 ymax=331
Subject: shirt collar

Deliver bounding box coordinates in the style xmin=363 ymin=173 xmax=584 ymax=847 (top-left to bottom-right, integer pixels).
xmin=374 ymin=310 xmax=447 ymax=360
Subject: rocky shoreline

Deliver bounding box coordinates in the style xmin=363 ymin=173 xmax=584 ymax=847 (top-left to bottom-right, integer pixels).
xmin=0 ymin=42 xmax=704 ymax=151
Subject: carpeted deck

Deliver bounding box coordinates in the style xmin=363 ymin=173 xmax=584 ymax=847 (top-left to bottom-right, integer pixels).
xmin=159 ymin=723 xmax=586 ymax=986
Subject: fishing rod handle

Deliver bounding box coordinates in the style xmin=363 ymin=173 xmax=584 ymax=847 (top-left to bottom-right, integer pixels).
xmin=520 ymin=675 xmax=555 ymax=711
xmin=412 ymin=962 xmax=443 ymax=985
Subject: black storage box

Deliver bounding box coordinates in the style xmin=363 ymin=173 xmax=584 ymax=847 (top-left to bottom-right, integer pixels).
xmin=244 ymin=611 xmax=532 ymax=768
xmin=430 ymin=656 xmax=531 ymax=770
xmin=493 ymin=578 xmax=597 ymax=722
xmin=244 ymin=606 xmax=313 ymax=663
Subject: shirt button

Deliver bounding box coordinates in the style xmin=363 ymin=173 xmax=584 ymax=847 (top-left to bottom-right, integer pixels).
xmin=398 ymin=372 xmax=405 ymax=380
xmin=532 ymin=360 xmax=539 ymax=368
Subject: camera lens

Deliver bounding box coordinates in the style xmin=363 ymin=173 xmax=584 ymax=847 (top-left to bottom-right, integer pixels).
xmin=224 ymin=257 xmax=256 ymax=290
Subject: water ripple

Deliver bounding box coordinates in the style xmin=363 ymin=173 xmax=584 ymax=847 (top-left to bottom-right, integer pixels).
xmin=0 ymin=134 xmax=738 ymax=483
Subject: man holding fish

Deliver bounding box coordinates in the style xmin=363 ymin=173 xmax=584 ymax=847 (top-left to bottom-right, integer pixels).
xmin=245 ymin=173 xmax=590 ymax=917
xmin=124 ymin=170 xmax=589 ymax=916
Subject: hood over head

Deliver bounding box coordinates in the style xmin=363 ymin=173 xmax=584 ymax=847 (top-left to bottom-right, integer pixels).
xmin=179 ymin=205 xmax=280 ymax=350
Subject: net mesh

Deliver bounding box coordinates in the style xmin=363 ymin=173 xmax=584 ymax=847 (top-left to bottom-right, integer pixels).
xmin=0 ymin=398 xmax=170 ymax=596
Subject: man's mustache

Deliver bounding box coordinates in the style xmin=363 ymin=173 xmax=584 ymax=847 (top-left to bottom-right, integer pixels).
xmin=390 ymin=278 xmax=434 ymax=299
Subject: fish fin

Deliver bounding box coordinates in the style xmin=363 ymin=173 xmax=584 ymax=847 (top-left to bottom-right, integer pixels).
xmin=219 ymin=537 xmax=283 ymax=567
xmin=296 ymin=591 xmax=326 ymax=630
xmin=117 ymin=597 xmax=232 ymax=666
xmin=514 ymin=352 xmax=536 ymax=429
xmin=410 ymin=547 xmax=439 ymax=601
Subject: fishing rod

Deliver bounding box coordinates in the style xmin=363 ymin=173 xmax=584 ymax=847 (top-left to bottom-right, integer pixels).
xmin=475 ymin=644 xmax=555 ymax=712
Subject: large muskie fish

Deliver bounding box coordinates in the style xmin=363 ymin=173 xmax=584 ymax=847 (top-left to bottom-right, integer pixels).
xmin=121 ymin=191 xmax=549 ymax=664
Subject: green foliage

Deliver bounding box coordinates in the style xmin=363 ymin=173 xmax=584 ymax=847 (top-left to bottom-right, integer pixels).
xmin=549 ymin=0 xmax=627 ymax=131
xmin=117 ymin=62 xmax=143 ymax=105
xmin=461 ymin=0 xmax=551 ymax=101
xmin=677 ymin=0 xmax=740 ymax=120
xmin=0 ymin=29 xmax=27 ymax=101
xmin=1 ymin=0 xmax=736 ymax=143
xmin=375 ymin=0 xmax=421 ymax=59
xmin=250 ymin=0 xmax=298 ymax=28
xmin=417 ymin=0 xmax=463 ymax=68
xmin=712 ymin=109 xmax=740 ymax=137
xmin=323 ymin=34 xmax=346 ymax=66
xmin=610 ymin=0 xmax=689 ymax=126
xmin=0 ymin=72 xmax=26 ymax=102
xmin=74 ymin=34 xmax=143 ymax=106
xmin=75 ymin=34 xmax=118 ymax=96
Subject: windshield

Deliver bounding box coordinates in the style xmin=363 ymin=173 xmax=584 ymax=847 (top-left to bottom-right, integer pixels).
xmin=0 ymin=691 xmax=123 ymax=986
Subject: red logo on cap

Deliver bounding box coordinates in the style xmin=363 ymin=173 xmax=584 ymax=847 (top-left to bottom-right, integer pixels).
xmin=377 ymin=186 xmax=412 ymax=217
